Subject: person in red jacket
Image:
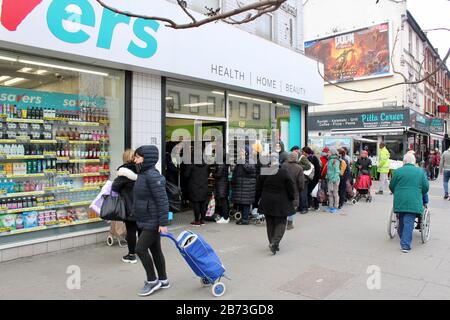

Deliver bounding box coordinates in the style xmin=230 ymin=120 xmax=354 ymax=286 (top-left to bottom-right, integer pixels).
xmin=320 ymin=147 xmax=329 ymax=179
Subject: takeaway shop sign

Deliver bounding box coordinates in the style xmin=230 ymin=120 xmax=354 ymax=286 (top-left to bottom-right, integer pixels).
xmin=308 ymin=110 xmax=409 ymax=131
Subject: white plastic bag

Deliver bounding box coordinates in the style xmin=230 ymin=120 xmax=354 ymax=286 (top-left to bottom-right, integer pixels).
xmin=205 ymin=195 xmax=215 ymax=217
xmin=310 ymin=183 xmax=319 ymax=198
xmin=89 ymin=180 xmax=113 ymax=215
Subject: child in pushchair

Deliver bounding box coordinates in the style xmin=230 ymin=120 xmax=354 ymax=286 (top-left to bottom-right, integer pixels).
xmin=354 ymin=170 xmax=373 ymax=203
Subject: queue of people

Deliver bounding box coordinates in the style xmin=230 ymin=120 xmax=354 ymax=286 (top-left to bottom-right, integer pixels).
xmin=107 ymin=141 xmax=447 ymax=296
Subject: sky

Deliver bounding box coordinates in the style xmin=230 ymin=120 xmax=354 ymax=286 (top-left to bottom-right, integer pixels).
xmin=407 ymin=0 xmax=450 ymax=67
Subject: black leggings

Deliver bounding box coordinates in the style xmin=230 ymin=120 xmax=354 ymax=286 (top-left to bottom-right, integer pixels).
xmin=192 ymin=201 xmax=206 ymax=222
xmin=339 ymin=176 xmax=347 ymax=207
xmin=215 ymin=198 xmax=229 ymax=219
xmin=124 ymin=220 xmax=142 ymax=255
xmin=135 ymin=230 xmax=167 ymax=282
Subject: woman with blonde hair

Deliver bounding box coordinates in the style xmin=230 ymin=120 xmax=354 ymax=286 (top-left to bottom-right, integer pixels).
xmin=112 ymin=148 xmax=141 ymax=263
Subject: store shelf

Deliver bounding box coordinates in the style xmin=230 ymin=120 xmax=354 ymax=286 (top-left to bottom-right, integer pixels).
xmin=0 ymin=139 xmax=18 ymax=144
xmin=69 ymin=186 xmax=100 ymax=193
xmin=3 ymin=218 xmax=103 ymax=235
xmin=1 ymin=206 xmax=46 ymax=214
xmin=68 ymin=121 xmax=100 ymax=127
xmin=69 ymin=159 xmax=100 ymax=163
xmin=56 ymin=157 xmax=70 ymax=161
xmin=44 ymin=186 xmax=71 ymax=192
xmin=43 ymin=117 xmax=68 ymax=122
xmin=0 ymin=190 xmax=46 ymax=198
xmin=5 ymin=173 xmax=46 ymax=178
xmin=5 ymin=118 xmax=44 ymax=124
xmin=69 ymin=140 xmax=100 ymax=145
xmin=99 ymin=156 xmax=111 ymax=160
xmin=68 ymin=201 xmax=92 ymax=207
xmin=30 ymin=140 xmax=57 ymax=144
xmin=69 ymin=172 xmax=101 ymax=177
xmin=5 ymin=155 xmax=45 ymax=160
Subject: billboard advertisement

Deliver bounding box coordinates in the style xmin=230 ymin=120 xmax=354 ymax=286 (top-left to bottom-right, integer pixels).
xmin=305 ymin=23 xmax=391 ymax=83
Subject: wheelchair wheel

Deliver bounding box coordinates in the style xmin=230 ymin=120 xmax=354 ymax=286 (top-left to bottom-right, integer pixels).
xmin=106 ymin=235 xmax=114 ymax=246
xmin=420 ymin=208 xmax=431 ymax=244
xmin=388 ymin=208 xmax=398 ymax=239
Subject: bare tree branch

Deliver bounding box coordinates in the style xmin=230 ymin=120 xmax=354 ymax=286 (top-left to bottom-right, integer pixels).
xmin=94 ymin=0 xmax=287 ymax=29
xmin=316 ymin=48 xmax=449 ymax=94
xmin=391 ymin=28 xmax=408 ymax=82
xmin=423 ymin=28 xmax=450 ymax=32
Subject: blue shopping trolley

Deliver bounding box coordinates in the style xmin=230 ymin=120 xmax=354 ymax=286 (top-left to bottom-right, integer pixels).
xmin=161 ymin=230 xmax=228 ymax=297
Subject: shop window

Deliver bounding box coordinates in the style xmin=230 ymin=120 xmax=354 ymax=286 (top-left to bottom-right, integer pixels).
xmin=255 ymin=14 xmax=273 ymax=41
xmin=207 ymin=97 xmax=216 ymax=115
xmin=166 ymin=80 xmax=225 ymax=118
xmin=253 ymin=104 xmax=261 ymax=120
xmin=239 ymin=102 xmax=247 ymax=118
xmin=188 ymin=94 xmax=200 ymax=114
xmin=0 ymin=50 xmax=125 ymax=242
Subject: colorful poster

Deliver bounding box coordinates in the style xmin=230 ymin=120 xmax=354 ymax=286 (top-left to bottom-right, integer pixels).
xmin=305 ymin=23 xmax=390 ymax=82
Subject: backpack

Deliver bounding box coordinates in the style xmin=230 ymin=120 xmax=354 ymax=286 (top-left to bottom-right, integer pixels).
xmin=341 ymin=158 xmax=350 ymax=177
xmin=300 ymin=155 xmax=315 ymax=180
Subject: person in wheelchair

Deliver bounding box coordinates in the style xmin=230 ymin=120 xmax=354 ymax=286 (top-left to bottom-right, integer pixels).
xmin=389 ymin=152 xmax=429 ymax=253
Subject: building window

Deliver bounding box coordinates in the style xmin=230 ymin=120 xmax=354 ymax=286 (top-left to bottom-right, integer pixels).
xmin=408 ymin=27 xmax=413 ymax=53
xmin=239 ymin=102 xmax=247 ymax=118
xmin=289 ymin=19 xmax=294 ymax=47
xmin=253 ymin=104 xmax=261 ymax=120
xmin=189 ymin=94 xmax=200 ymax=114
xmin=255 ymin=14 xmax=273 ymax=41
xmin=416 ymin=35 xmax=420 ymax=60
xmin=207 ymin=96 xmax=216 ymax=115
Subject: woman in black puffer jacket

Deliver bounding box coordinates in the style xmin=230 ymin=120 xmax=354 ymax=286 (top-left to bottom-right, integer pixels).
xmin=214 ymin=161 xmax=230 ymax=223
xmin=111 ymin=149 xmax=140 ymax=264
xmin=184 ymin=157 xmax=209 ymax=226
xmin=133 ymin=145 xmax=170 ymax=297
xmin=232 ymin=146 xmax=256 ymax=225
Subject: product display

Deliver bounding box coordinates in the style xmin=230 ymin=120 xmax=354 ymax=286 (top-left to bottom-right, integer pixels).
xmin=0 ymin=103 xmax=110 ymax=236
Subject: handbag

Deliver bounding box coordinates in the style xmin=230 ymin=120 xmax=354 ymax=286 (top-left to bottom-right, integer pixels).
xmin=205 ymin=194 xmax=216 ymax=217
xmin=100 ymin=193 xmax=127 ymax=221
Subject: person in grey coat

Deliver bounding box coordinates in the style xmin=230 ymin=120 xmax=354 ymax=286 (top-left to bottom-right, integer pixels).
xmin=281 ymin=152 xmax=305 ymax=230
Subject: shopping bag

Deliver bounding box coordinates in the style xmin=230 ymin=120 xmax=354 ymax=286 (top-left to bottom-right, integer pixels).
xmin=90 ymin=180 xmax=113 ymax=215
xmin=110 ymin=221 xmax=127 ymax=238
xmin=310 ymin=183 xmax=319 ymax=198
xmin=100 ymin=193 xmax=127 ymax=221
xmin=205 ymin=195 xmax=216 ymax=217
xmin=166 ymin=181 xmax=182 ymax=213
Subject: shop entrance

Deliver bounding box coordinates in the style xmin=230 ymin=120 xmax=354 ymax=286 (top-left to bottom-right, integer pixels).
xmin=165 ymin=117 xmax=226 ymax=210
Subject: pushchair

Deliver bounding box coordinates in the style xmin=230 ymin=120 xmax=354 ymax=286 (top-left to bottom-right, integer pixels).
xmin=352 ymin=173 xmax=373 ymax=203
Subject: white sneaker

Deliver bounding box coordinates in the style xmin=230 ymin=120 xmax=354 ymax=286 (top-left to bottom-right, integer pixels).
xmin=216 ymin=217 xmax=230 ymax=224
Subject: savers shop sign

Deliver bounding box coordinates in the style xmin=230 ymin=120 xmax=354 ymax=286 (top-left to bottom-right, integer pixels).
xmin=309 ymin=110 xmax=409 ymax=131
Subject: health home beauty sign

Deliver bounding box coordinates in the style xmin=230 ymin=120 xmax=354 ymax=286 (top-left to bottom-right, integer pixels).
xmin=0 ymin=0 xmax=323 ymax=105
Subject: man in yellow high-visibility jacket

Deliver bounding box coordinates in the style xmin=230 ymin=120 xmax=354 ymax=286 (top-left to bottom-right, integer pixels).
xmin=376 ymin=142 xmax=391 ymax=195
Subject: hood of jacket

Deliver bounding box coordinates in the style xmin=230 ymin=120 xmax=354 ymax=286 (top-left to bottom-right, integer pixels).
xmin=287 ymin=152 xmax=298 ymax=163
xmin=278 ymin=141 xmax=286 ymax=153
xmin=117 ymin=163 xmax=138 ymax=181
xmin=135 ymin=145 xmax=159 ymax=172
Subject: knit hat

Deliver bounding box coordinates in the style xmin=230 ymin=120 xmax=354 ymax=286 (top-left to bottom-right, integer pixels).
xmin=322 ymin=147 xmax=330 ymax=153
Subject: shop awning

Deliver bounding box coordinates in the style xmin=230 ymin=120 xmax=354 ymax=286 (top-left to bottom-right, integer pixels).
xmin=430 ymin=133 xmax=445 ymax=140
xmin=330 ymin=127 xmax=406 ymax=136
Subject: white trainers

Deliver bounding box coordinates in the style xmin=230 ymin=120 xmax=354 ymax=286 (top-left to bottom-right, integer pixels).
xmin=216 ymin=217 xmax=230 ymax=224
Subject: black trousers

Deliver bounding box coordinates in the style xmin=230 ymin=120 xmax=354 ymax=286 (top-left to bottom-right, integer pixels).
xmin=298 ymin=180 xmax=309 ymax=211
xmin=265 ymin=215 xmax=287 ymax=248
xmin=192 ymin=201 xmax=206 ymax=222
xmin=136 ymin=230 xmax=167 ymax=282
xmin=215 ymin=197 xmax=229 ymax=219
xmin=124 ymin=220 xmax=142 ymax=255
xmin=339 ymin=176 xmax=347 ymax=207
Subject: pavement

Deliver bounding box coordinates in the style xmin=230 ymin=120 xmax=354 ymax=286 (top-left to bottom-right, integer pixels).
xmin=1 ymin=178 xmax=449 ymax=300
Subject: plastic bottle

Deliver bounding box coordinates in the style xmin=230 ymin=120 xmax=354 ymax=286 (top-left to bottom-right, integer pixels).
xmin=17 ymin=145 xmax=24 ymax=156
xmin=4 ymin=144 xmax=11 ymax=156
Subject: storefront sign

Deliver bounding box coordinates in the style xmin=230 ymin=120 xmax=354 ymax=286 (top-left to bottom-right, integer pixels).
xmin=0 ymin=87 xmax=105 ymax=109
xmin=0 ymin=0 xmax=323 ymax=105
xmin=309 ymin=110 xmax=409 ymax=131
xmin=429 ymin=119 xmax=445 ymax=135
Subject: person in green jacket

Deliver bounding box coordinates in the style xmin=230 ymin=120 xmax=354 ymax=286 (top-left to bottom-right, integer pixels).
xmin=389 ymin=152 xmax=429 ymax=253
xmin=376 ymin=142 xmax=391 ymax=195
xmin=326 ymin=147 xmax=341 ymax=214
